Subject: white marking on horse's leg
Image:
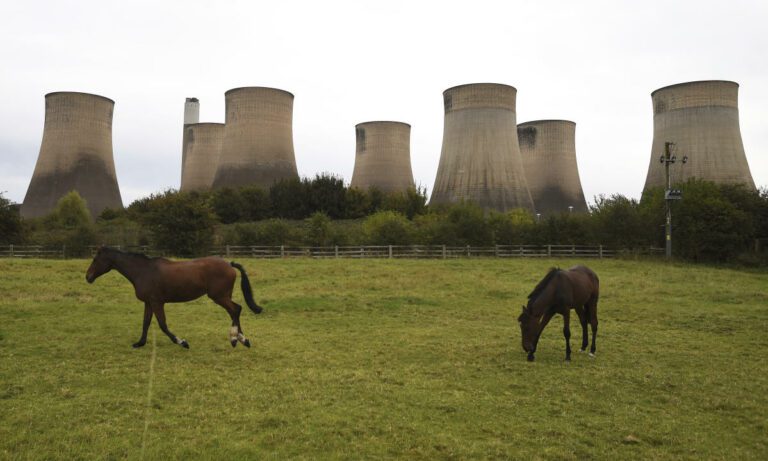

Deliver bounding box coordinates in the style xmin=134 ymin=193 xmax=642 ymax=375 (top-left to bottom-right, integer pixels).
xmin=176 ymin=337 xmax=186 ymax=345
xmin=229 ymin=325 xmax=239 ymax=343
xmin=237 ymin=332 xmax=247 ymax=343
xmin=589 ymin=352 xmax=595 ymax=358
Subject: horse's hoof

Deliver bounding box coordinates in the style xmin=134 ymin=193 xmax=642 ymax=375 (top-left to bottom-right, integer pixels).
xmin=579 ymin=348 xmax=587 ymax=353
xmin=565 ymin=357 xmax=571 ymax=362
xmin=527 ymin=355 xmax=535 ymax=362
xmin=243 ymin=339 xmax=251 ymax=348
xmin=132 ymin=342 xmax=146 ymax=348
xmin=180 ymin=340 xmax=189 ymax=349
xmin=230 ymin=339 xmax=237 ymax=348
xmin=589 ymin=352 xmax=595 ymax=358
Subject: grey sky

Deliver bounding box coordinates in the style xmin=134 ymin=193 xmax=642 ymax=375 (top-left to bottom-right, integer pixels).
xmin=1 ymin=0 xmax=766 ymax=207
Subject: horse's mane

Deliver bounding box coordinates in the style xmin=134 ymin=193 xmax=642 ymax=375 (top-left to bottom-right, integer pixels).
xmin=103 ymin=247 xmax=162 ymax=261
xmin=527 ymin=267 xmax=561 ymax=304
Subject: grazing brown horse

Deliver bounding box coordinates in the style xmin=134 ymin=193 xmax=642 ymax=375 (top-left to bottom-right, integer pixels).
xmin=85 ymin=246 xmax=263 ymax=349
xmin=518 ymin=265 xmax=599 ymax=362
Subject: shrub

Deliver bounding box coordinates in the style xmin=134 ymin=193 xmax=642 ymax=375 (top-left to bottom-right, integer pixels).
xmin=362 ymin=211 xmax=414 ymax=245
xmin=0 ymin=192 xmax=24 ymax=244
xmin=306 ymin=212 xmax=333 ymax=246
xmin=132 ymin=189 xmax=215 ymax=257
xmin=270 ymin=178 xmax=308 ymax=219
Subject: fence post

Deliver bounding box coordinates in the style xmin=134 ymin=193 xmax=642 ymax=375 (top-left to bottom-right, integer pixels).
xmin=63 ymin=245 xmax=67 ymax=259
xmin=226 ymin=245 xmax=230 ymax=258
xmin=442 ymin=245 xmax=446 ymax=259
xmin=335 ymin=245 xmax=339 ymax=258
xmin=388 ymin=245 xmax=393 ymax=259
xmin=9 ymin=244 xmax=12 ymax=257
xmin=495 ymin=245 xmax=499 ymax=258
xmin=572 ymin=244 xmax=575 ymax=256
xmin=280 ymin=245 xmax=285 ymax=258
xmin=547 ymin=245 xmax=551 ymax=257
xmin=599 ymin=245 xmax=603 ymax=259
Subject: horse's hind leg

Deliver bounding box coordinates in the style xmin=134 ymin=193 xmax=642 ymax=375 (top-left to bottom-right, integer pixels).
xmin=587 ymin=297 xmax=599 ymax=357
xmin=213 ymin=298 xmax=251 ymax=348
xmin=153 ymin=303 xmax=189 ymax=349
xmin=133 ymin=302 xmax=153 ymax=348
xmin=576 ymin=306 xmax=588 ymax=352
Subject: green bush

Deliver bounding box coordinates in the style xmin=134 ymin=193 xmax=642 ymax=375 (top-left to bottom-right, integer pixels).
xmin=132 ymin=189 xmax=215 ymax=257
xmin=33 ymin=191 xmax=99 ymax=257
xmin=362 ymin=211 xmax=415 ymax=245
xmin=488 ymin=209 xmax=536 ymax=245
xmin=0 ymin=193 xmax=24 ymax=244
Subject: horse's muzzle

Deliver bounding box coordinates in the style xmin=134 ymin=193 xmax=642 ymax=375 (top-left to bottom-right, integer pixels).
xmin=86 ymin=273 xmax=94 ymax=284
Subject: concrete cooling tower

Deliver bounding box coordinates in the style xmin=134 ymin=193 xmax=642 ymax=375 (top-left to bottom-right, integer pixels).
xmin=180 ymin=123 xmax=224 ymax=192
xmin=644 ymin=80 xmax=755 ymax=190
xmin=21 ymin=92 xmax=123 ymax=219
xmin=430 ymin=83 xmax=534 ymax=212
xmin=350 ymin=121 xmax=414 ymax=193
xmin=211 ymin=87 xmax=299 ymax=190
xmin=518 ymin=120 xmax=588 ymax=214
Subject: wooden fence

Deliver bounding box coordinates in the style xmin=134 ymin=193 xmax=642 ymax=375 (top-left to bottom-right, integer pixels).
xmin=211 ymin=244 xmax=614 ymax=259
xmin=0 ymin=245 xmax=66 ymax=258
xmin=1 ymin=244 xmax=615 ymax=259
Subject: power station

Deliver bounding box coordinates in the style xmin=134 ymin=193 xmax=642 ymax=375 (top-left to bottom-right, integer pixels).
xmin=644 ymin=80 xmax=755 ymax=190
xmin=518 ymin=120 xmax=588 ymax=214
xmin=430 ymin=83 xmax=534 ymax=212
xmin=350 ymin=121 xmax=414 ymax=192
xmin=211 ymin=87 xmax=299 ymax=190
xmin=21 ymin=92 xmax=123 ymax=219
xmin=180 ymin=123 xmax=224 ymax=192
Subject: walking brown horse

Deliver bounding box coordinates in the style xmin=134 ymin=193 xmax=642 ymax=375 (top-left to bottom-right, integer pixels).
xmin=85 ymin=246 xmax=263 ymax=349
xmin=518 ymin=265 xmax=599 ymax=362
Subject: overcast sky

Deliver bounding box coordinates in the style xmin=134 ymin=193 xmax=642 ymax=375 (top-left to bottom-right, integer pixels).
xmin=1 ymin=0 xmax=766 ymax=207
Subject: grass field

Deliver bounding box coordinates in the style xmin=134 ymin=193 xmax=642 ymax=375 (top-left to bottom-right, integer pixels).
xmin=0 ymin=257 xmax=767 ymax=460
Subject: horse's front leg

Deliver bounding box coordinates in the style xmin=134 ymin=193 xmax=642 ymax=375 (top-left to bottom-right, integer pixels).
xmin=153 ymin=303 xmax=189 ymax=349
xmin=529 ymin=311 xmax=556 ymax=362
xmin=563 ymin=310 xmax=572 ymax=362
xmin=133 ymin=302 xmax=153 ymax=348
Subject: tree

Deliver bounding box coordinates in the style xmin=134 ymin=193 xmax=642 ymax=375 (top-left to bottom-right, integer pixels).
xmin=0 ymin=192 xmax=24 ymax=244
xmin=136 ymin=189 xmax=216 ymax=257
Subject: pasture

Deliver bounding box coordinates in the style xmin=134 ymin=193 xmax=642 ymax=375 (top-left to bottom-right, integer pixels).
xmin=0 ymin=258 xmax=766 ymax=460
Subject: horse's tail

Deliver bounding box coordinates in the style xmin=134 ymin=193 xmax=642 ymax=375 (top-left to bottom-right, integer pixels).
xmin=230 ymin=262 xmax=263 ymax=314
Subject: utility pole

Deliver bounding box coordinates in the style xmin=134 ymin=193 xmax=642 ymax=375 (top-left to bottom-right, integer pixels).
xmin=659 ymin=142 xmax=685 ymax=260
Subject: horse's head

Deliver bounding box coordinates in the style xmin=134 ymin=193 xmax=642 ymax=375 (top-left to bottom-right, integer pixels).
xmin=517 ymin=305 xmax=537 ymax=353
xmin=86 ymin=246 xmax=112 ymax=283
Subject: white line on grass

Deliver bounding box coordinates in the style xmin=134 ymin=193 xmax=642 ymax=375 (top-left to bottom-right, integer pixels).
xmin=140 ymin=330 xmax=157 ymax=460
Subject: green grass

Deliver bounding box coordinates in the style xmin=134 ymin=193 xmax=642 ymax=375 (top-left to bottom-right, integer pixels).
xmin=0 ymin=258 xmax=766 ymax=460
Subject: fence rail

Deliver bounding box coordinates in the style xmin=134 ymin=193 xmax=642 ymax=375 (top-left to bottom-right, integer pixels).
xmin=1 ymin=244 xmax=618 ymax=259
xmin=0 ymin=245 xmax=66 ymax=258
xmin=211 ymin=244 xmax=615 ymax=259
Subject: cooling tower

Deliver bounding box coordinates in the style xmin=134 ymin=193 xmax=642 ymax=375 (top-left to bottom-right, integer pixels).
xmin=211 ymin=87 xmax=298 ymax=190
xmin=430 ymin=83 xmax=534 ymax=212
xmin=518 ymin=120 xmax=588 ymax=214
xmin=350 ymin=121 xmax=414 ymax=193
xmin=644 ymin=80 xmax=755 ymax=190
xmin=180 ymin=97 xmax=200 ymax=184
xmin=180 ymin=123 xmax=224 ymax=192
xmin=21 ymin=92 xmax=123 ymax=219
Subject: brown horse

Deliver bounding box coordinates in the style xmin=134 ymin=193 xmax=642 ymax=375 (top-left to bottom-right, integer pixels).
xmin=85 ymin=246 xmax=263 ymax=349
xmin=518 ymin=265 xmax=599 ymax=362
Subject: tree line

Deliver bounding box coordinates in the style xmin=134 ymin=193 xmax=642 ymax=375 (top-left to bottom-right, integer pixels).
xmin=2 ymin=175 xmax=767 ymax=264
